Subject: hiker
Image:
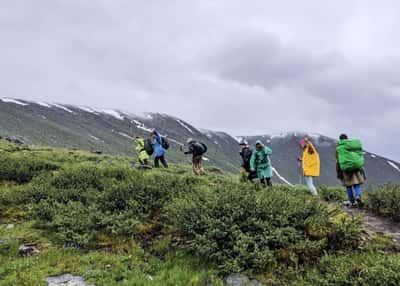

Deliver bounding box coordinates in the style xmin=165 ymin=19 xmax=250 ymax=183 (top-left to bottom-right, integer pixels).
xmin=151 ymin=129 xmax=168 ymax=168
xmin=250 ymin=140 xmax=273 ymax=187
xmin=134 ymin=136 xmax=150 ymax=167
xmin=184 ymin=138 xmax=207 ymax=175
xmin=336 ymin=134 xmax=366 ymax=207
xmin=239 ymin=140 xmax=257 ymax=181
xmin=299 ymin=136 xmax=320 ymax=196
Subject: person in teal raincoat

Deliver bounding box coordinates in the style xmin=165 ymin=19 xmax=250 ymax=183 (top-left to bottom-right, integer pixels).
xmin=250 ymin=140 xmax=273 ymax=187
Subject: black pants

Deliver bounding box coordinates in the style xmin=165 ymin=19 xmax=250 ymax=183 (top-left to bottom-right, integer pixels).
xmin=154 ymin=155 xmax=168 ymax=168
xmin=260 ymin=177 xmax=272 ymax=187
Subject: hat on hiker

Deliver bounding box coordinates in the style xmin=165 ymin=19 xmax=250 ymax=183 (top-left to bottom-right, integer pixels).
xmin=255 ymin=140 xmax=263 ymax=146
xmin=239 ymin=139 xmax=248 ymax=146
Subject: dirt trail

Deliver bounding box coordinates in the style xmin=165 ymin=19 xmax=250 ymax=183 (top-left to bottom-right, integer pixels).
xmin=344 ymin=207 xmax=400 ymax=241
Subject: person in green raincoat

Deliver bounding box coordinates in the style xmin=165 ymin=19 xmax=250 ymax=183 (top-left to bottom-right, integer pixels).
xmin=250 ymin=140 xmax=273 ymax=187
xmin=135 ymin=136 xmax=150 ymax=167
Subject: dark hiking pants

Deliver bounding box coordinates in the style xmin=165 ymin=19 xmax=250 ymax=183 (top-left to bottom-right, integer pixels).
xmin=154 ymin=155 xmax=168 ymax=168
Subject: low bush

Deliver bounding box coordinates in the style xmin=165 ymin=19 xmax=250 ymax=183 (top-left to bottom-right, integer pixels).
xmin=0 ymin=152 xmax=59 ymax=183
xmin=167 ymin=185 xmax=362 ymax=274
xmin=291 ymin=253 xmax=400 ymax=286
xmin=29 ymin=163 xmax=201 ymax=247
xmin=365 ymin=184 xmax=400 ymax=221
xmin=319 ymin=186 xmax=347 ymax=203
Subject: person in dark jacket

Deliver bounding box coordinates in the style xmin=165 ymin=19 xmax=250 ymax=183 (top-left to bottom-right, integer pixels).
xmin=184 ymin=138 xmax=207 ymax=175
xmin=151 ymin=129 xmax=168 ymax=168
xmin=239 ymin=140 xmax=257 ymax=181
xmin=336 ymin=134 xmax=366 ymax=207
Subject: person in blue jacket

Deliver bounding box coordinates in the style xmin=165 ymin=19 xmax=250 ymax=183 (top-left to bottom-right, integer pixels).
xmin=151 ymin=129 xmax=168 ymax=168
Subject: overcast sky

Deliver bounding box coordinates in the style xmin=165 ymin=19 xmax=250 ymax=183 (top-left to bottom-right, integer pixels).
xmin=1 ymin=0 xmax=399 ymax=160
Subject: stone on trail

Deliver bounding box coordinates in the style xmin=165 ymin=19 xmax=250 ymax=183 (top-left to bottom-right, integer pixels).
xmin=18 ymin=244 xmax=40 ymax=256
xmin=6 ymin=224 xmax=15 ymax=229
xmin=226 ymin=274 xmax=265 ymax=286
xmin=46 ymin=274 xmax=95 ymax=286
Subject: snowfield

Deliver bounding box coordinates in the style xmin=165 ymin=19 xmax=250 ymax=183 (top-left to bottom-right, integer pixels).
xmin=1 ymin=98 xmax=28 ymax=106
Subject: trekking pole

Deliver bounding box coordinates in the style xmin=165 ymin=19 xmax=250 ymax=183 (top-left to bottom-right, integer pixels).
xmin=297 ymin=158 xmax=303 ymax=185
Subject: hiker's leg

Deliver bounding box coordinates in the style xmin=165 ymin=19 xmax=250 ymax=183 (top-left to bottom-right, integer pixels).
xmin=154 ymin=157 xmax=160 ymax=168
xmin=354 ymin=184 xmax=362 ymax=198
xmin=160 ymin=155 xmax=168 ymax=168
xmin=199 ymin=156 xmax=205 ymax=175
xmin=305 ymin=176 xmax=318 ymax=195
xmin=266 ymin=177 xmax=272 ymax=187
xmin=260 ymin=178 xmax=267 ymax=188
xmin=192 ymin=156 xmax=200 ymax=175
xmin=346 ymin=186 xmax=355 ymax=204
xmin=354 ymin=184 xmax=363 ymax=206
xmin=139 ymin=158 xmax=144 ymax=165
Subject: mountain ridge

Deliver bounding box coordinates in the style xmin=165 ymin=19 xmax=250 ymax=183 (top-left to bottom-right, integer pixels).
xmin=1 ymin=97 xmax=400 ymax=186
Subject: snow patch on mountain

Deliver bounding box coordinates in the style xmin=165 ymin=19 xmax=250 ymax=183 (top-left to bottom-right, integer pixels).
xmin=371 ymin=154 xmax=377 ymax=158
xmin=101 ymin=109 xmax=124 ymax=120
xmin=52 ymin=104 xmax=74 ymax=113
xmin=272 ymin=167 xmax=294 ymax=186
xmin=388 ymin=161 xmax=400 ymax=172
xmin=133 ymin=120 xmax=153 ymax=133
xmin=176 ymin=119 xmax=194 ymax=134
xmin=36 ymin=101 xmax=52 ymax=108
xmin=271 ymin=133 xmax=288 ymax=139
xmin=89 ymin=135 xmax=100 ymax=141
xmin=78 ymin=106 xmax=98 ymax=114
xmin=1 ymin=98 xmax=28 ymax=106
xmin=118 ymin=132 xmax=133 ymax=140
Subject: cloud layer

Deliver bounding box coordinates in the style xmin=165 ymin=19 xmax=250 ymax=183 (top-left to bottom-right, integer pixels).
xmin=0 ymin=0 xmax=399 ymax=160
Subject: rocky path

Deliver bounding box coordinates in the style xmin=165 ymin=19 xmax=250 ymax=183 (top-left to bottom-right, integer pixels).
xmin=344 ymin=206 xmax=400 ymax=241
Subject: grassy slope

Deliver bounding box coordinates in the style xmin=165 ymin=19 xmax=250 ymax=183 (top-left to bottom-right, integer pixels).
xmin=1 ymin=140 xmax=400 ymax=286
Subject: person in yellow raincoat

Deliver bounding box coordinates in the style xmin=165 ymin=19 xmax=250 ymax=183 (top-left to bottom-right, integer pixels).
xmin=135 ymin=136 xmax=150 ymax=166
xmin=299 ymin=136 xmax=320 ymax=195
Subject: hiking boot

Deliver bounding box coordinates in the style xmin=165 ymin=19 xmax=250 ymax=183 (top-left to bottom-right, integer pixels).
xmin=356 ymin=196 xmax=363 ymax=208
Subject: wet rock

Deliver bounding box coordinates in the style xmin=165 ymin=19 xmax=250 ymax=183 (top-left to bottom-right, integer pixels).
xmin=6 ymin=224 xmax=14 ymax=229
xmin=5 ymin=136 xmax=24 ymax=145
xmin=226 ymin=274 xmax=250 ymax=286
xmin=46 ymin=274 xmax=95 ymax=286
xmin=226 ymin=274 xmax=265 ymax=286
xmin=146 ymin=275 xmax=154 ymax=281
xmin=18 ymin=244 xmax=40 ymax=256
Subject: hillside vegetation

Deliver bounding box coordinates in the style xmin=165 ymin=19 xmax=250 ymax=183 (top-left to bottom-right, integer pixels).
xmin=1 ymin=140 xmax=400 ymax=285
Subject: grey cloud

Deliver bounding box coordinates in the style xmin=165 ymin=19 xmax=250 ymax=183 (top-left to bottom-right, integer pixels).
xmin=0 ymin=0 xmax=399 ymax=161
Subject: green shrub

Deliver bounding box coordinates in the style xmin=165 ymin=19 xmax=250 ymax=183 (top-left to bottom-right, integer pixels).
xmin=319 ymin=186 xmax=347 ymax=203
xmin=365 ymin=184 xmax=400 ymax=221
xmin=167 ymin=185 xmax=359 ymax=274
xmin=29 ymin=164 xmax=201 ymax=247
xmin=0 ymin=152 xmax=59 ymax=183
xmin=292 ymin=253 xmax=400 ymax=286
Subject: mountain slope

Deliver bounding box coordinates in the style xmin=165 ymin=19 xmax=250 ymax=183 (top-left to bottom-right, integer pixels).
xmin=1 ymin=98 xmax=400 ymax=186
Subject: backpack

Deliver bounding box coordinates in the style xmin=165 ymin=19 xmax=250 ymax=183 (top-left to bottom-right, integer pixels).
xmin=240 ymin=147 xmax=253 ymax=171
xmin=161 ymin=136 xmax=170 ymax=150
xmin=200 ymin=143 xmax=208 ymax=155
xmin=337 ymin=139 xmax=365 ymax=172
xmin=144 ymin=138 xmax=154 ymax=155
